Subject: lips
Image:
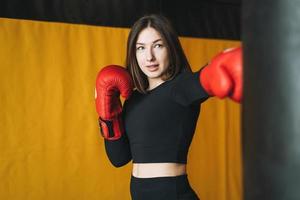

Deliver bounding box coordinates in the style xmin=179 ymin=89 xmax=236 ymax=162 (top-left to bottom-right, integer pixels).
xmin=146 ymin=64 xmax=159 ymax=72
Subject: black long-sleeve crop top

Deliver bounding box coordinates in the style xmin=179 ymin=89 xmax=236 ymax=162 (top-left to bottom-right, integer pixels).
xmin=104 ymin=70 xmax=209 ymax=167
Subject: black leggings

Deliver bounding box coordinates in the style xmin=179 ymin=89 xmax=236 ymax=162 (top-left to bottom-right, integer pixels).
xmin=130 ymin=174 xmax=200 ymax=200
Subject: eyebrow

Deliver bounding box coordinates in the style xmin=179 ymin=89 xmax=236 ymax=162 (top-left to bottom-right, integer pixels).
xmin=136 ymin=39 xmax=163 ymax=45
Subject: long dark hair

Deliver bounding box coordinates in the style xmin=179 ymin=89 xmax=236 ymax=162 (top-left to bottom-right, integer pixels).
xmin=126 ymin=14 xmax=191 ymax=93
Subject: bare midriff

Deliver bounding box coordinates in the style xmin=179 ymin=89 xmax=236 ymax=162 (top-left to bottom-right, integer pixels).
xmin=132 ymin=163 xmax=186 ymax=178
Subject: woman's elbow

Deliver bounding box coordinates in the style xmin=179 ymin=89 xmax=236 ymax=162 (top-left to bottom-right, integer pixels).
xmin=108 ymin=157 xmax=131 ymax=168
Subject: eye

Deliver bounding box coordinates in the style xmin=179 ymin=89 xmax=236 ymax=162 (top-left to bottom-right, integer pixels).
xmin=136 ymin=46 xmax=144 ymax=51
xmin=154 ymin=43 xmax=163 ymax=48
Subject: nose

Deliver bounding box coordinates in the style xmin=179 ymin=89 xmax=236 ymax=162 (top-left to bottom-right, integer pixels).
xmin=146 ymin=48 xmax=155 ymax=62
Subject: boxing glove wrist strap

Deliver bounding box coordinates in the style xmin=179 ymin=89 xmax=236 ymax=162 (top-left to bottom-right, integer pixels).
xmin=98 ymin=115 xmax=123 ymax=140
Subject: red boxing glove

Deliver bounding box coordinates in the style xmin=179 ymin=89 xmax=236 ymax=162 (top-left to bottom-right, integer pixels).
xmin=95 ymin=65 xmax=133 ymax=140
xmin=200 ymin=47 xmax=243 ymax=102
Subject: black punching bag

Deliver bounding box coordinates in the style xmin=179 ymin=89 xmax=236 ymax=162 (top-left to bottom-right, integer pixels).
xmin=242 ymin=0 xmax=300 ymax=199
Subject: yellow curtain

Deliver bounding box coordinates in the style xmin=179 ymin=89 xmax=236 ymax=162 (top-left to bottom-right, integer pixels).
xmin=0 ymin=18 xmax=241 ymax=200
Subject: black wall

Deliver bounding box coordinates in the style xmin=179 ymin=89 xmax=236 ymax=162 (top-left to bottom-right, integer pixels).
xmin=0 ymin=0 xmax=241 ymax=40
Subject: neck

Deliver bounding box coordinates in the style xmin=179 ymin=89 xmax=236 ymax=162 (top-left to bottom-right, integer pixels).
xmin=148 ymin=79 xmax=165 ymax=91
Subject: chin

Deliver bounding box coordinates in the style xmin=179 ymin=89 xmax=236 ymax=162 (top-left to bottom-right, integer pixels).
xmin=146 ymin=73 xmax=163 ymax=79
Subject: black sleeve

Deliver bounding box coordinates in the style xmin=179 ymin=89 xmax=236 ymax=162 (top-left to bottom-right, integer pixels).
xmin=171 ymin=69 xmax=210 ymax=106
xmin=104 ymin=134 xmax=131 ymax=167
xmin=104 ymin=101 xmax=132 ymax=167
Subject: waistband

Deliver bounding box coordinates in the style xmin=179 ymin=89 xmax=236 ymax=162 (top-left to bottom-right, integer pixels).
xmin=131 ymin=174 xmax=188 ymax=182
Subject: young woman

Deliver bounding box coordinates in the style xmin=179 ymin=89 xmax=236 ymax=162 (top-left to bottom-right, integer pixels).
xmin=95 ymin=14 xmax=242 ymax=200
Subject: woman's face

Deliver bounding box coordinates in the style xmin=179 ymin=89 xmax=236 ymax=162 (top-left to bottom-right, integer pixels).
xmin=135 ymin=27 xmax=170 ymax=82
